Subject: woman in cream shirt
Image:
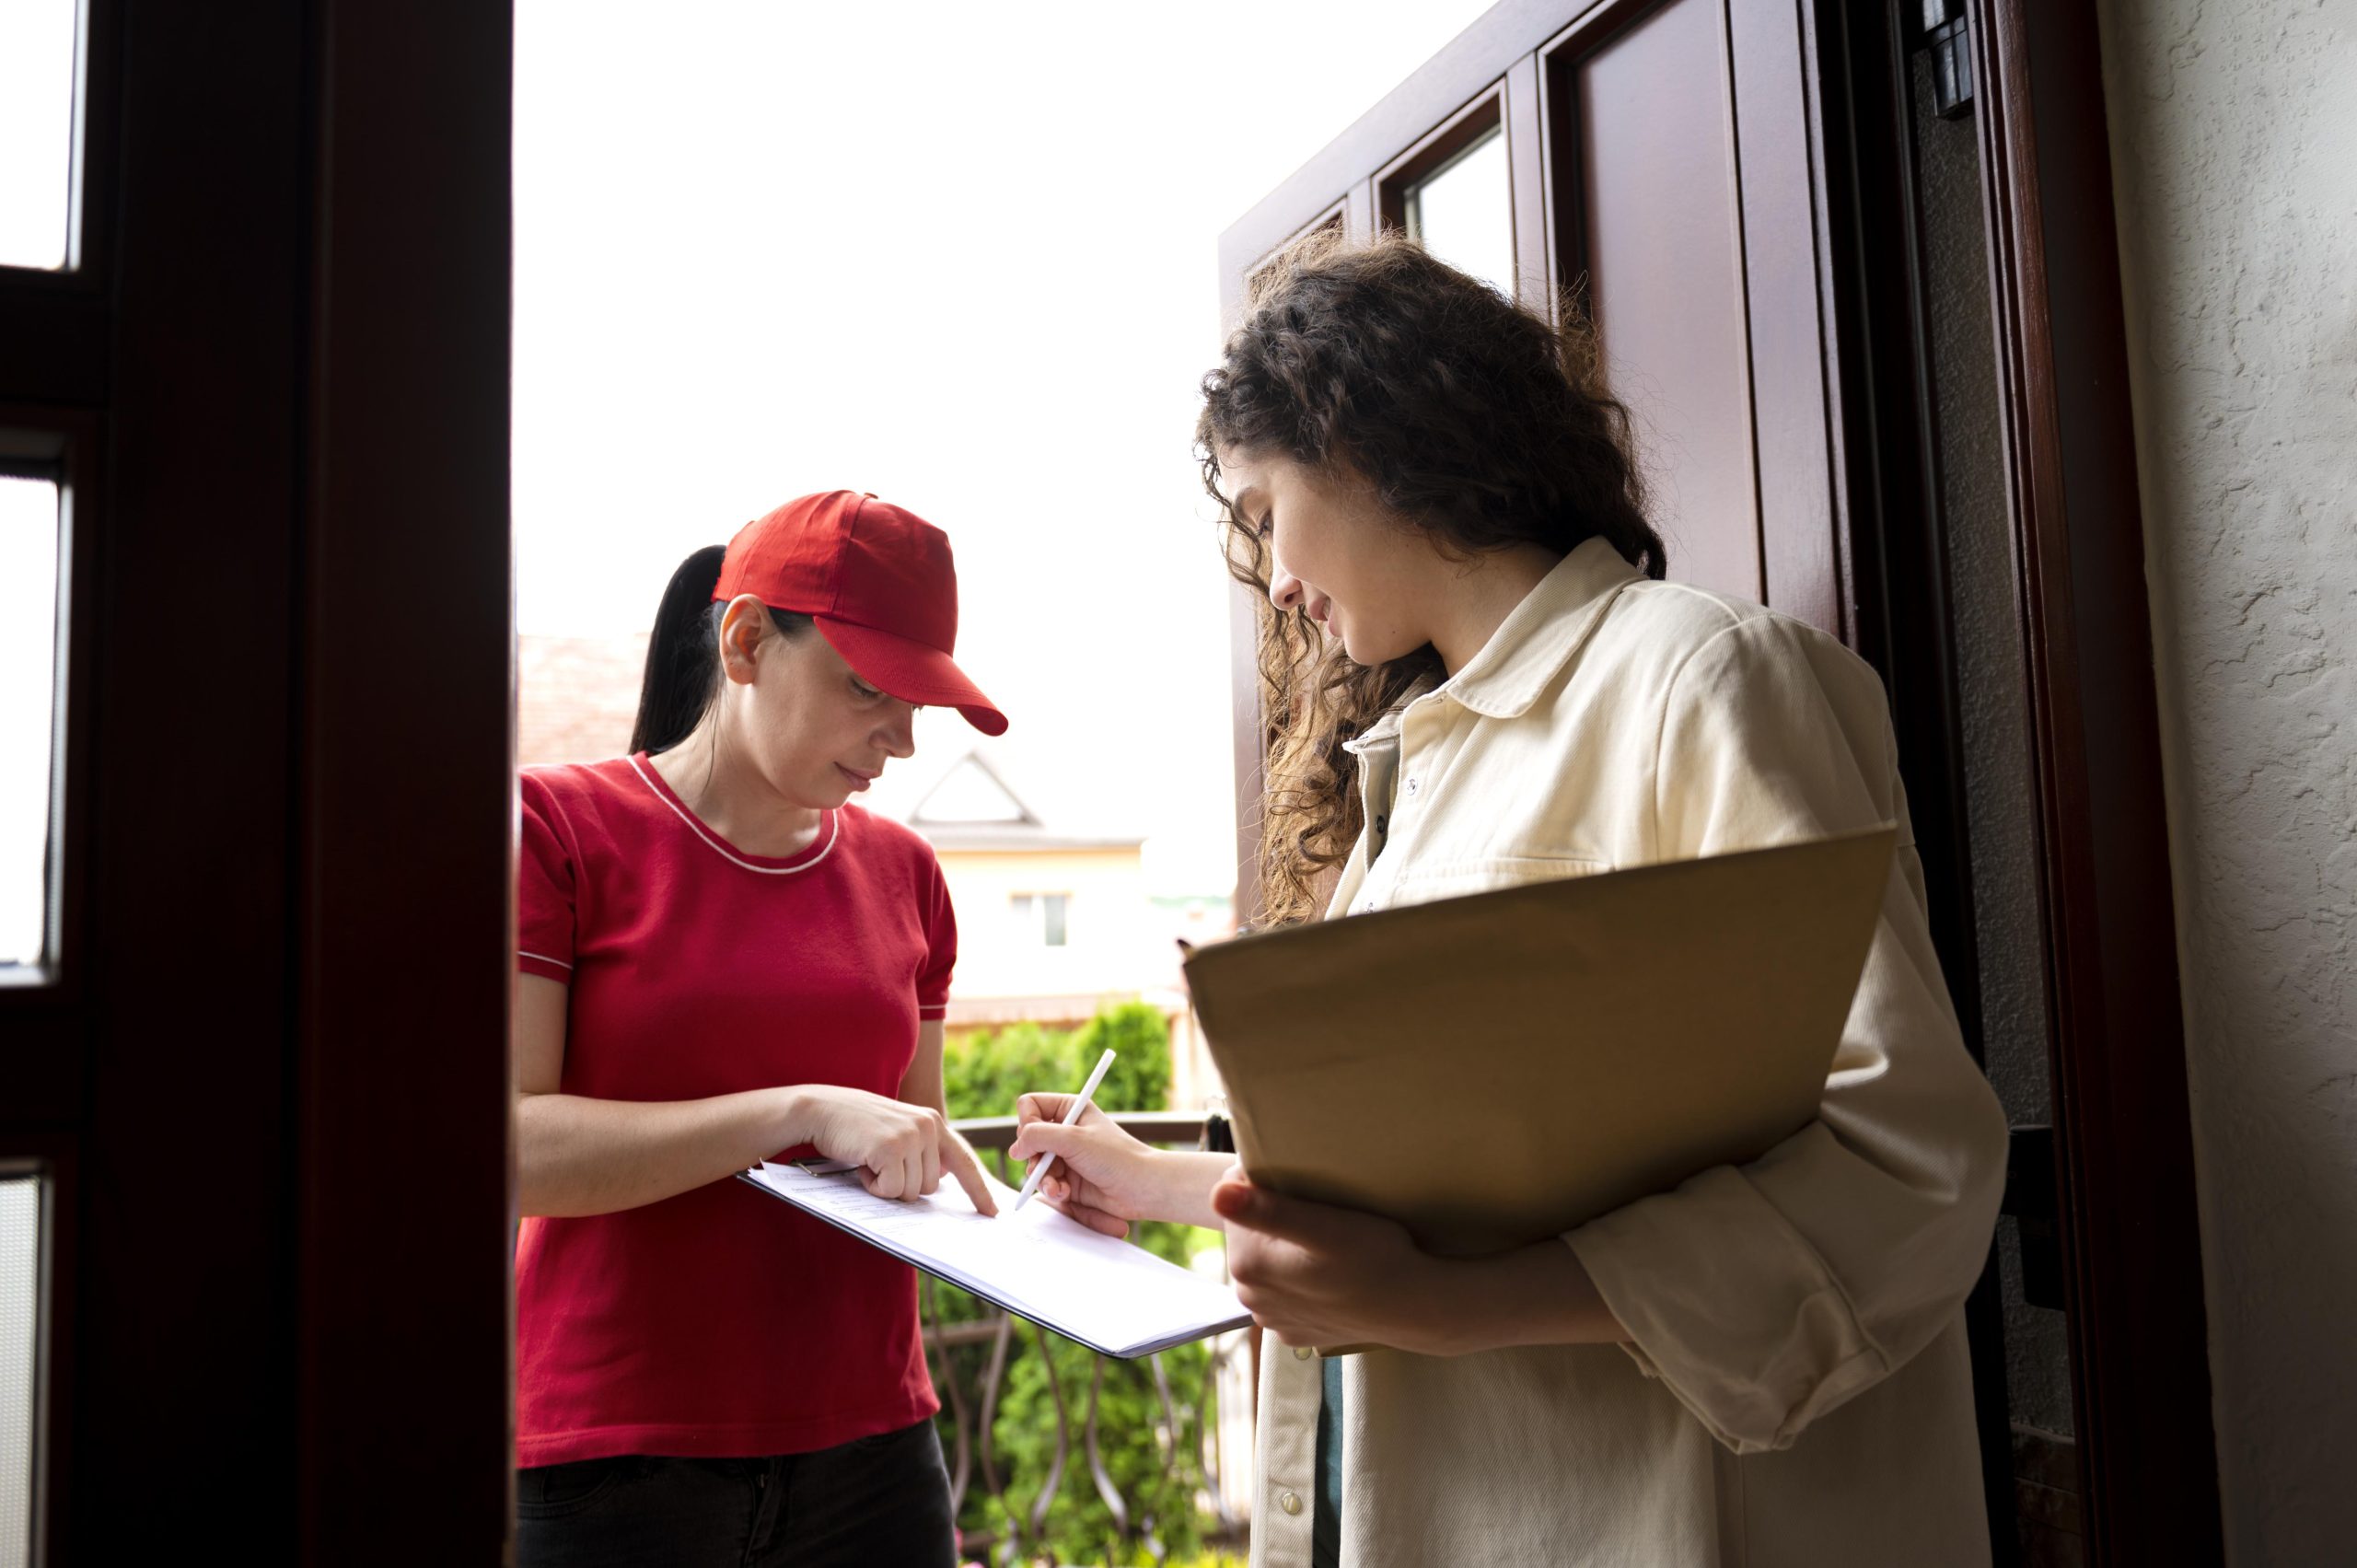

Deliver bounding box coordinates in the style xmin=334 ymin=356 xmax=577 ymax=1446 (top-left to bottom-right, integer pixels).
xmin=1011 ymin=231 xmax=2010 ymax=1567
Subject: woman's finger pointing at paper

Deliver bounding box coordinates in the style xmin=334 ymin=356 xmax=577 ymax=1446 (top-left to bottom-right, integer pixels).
xmin=941 ymin=1128 xmax=999 ymax=1217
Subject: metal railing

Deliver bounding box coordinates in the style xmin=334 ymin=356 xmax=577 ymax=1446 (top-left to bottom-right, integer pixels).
xmin=930 ymin=1112 xmax=1250 ymax=1566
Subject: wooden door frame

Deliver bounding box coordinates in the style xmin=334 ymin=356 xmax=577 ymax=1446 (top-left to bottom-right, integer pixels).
xmin=1213 ymin=1 xmax=2224 ymax=1561
xmin=296 ymin=3 xmax=517 ymax=1558
xmin=1959 ymin=1 xmax=2223 ymax=1559
xmin=0 ymin=2 xmax=515 ymax=1561
xmin=1810 ymin=4 xmax=2023 ymax=1545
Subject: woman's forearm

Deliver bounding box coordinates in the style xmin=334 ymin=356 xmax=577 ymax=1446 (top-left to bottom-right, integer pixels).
xmin=518 ymin=1085 xmax=809 ymax=1218
xmin=1414 ymin=1238 xmax=1627 ymax=1355
xmin=1147 ymin=1150 xmax=1243 ymax=1229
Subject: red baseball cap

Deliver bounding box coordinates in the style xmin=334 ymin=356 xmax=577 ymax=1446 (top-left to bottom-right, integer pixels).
xmin=714 ymin=491 xmax=1007 ymax=736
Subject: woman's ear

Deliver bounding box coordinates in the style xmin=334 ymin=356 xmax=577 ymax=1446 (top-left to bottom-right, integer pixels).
xmin=715 ymin=594 xmax=770 ymax=686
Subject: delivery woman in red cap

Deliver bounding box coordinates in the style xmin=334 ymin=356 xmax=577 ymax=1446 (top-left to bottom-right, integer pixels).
xmin=510 ymin=491 xmax=1006 ymax=1566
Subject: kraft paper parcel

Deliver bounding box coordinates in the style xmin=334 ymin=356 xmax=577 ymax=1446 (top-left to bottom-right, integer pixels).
xmin=1183 ymin=827 xmax=1898 ymax=1263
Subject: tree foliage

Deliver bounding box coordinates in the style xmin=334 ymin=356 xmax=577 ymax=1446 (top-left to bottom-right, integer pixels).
xmin=934 ymin=1003 xmax=1231 ymax=1565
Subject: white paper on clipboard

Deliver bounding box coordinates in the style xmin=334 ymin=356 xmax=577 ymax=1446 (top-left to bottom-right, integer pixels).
xmin=737 ymin=1163 xmax=1248 ymax=1359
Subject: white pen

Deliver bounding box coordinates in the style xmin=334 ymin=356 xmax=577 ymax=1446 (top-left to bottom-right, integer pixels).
xmin=1013 ymin=1047 xmax=1117 ymax=1212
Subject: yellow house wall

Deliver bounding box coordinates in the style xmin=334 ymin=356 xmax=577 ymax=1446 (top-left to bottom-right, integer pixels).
xmin=933 ymin=846 xmax=1227 ymax=1114
xmin=934 ymin=846 xmax=1169 ymax=1005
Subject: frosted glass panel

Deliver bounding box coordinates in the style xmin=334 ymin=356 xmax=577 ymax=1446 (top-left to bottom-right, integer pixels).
xmin=1404 ymin=125 xmax=1513 ymax=297
xmin=1 ymin=480 xmax=61 ymax=970
xmin=0 ymin=0 xmax=80 ymax=270
xmin=0 ymin=1175 xmax=38 ymax=1568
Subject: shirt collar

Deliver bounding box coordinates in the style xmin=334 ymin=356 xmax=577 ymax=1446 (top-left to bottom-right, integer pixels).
xmin=1436 ymin=536 xmax=1644 ymax=720
xmin=1341 ymin=673 xmax=1437 ymax=756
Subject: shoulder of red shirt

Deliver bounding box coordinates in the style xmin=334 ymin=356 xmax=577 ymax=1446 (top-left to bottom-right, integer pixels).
xmin=521 ymin=756 xmax=944 ymax=876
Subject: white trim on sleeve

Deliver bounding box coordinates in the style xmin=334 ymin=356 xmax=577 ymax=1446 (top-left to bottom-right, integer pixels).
xmin=518 ymin=950 xmax=574 ymax=970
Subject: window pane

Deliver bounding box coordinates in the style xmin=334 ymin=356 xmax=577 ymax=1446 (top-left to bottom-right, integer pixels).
xmin=1 ymin=479 xmax=61 ymax=970
xmin=0 ymin=1175 xmax=39 ymax=1568
xmin=1043 ymin=894 xmax=1068 ymax=948
xmin=1404 ymin=125 xmax=1513 ymax=297
xmin=0 ymin=0 xmax=80 ymax=271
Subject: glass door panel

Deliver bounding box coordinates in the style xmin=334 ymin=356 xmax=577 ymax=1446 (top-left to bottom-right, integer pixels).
xmin=0 ymin=478 xmax=61 ymax=972
xmin=0 ymin=1171 xmax=39 ymax=1568
xmin=0 ymin=0 xmax=82 ymax=271
xmin=1402 ymin=124 xmax=1515 ymax=297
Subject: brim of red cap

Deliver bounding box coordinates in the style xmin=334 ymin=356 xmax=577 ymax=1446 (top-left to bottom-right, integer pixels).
xmin=814 ymin=618 xmax=1008 ymax=737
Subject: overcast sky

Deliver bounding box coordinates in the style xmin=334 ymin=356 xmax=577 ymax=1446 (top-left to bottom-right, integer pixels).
xmin=513 ymin=0 xmax=1501 ymax=896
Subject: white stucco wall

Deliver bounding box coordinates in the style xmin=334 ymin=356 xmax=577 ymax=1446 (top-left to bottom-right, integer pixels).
xmin=2096 ymin=2 xmax=2357 ymax=1560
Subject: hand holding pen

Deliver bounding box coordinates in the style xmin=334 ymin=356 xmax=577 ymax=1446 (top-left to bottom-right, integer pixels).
xmin=1013 ymin=1048 xmax=1117 ymax=1211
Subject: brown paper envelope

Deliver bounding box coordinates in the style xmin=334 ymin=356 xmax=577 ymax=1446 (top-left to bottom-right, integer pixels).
xmin=1184 ymin=827 xmax=1898 ymax=1315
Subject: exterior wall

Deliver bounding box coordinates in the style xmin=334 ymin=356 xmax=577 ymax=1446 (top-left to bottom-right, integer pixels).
xmin=2096 ymin=3 xmax=2357 ymax=1561
xmin=935 ymin=846 xmax=1170 ymax=1005
xmin=518 ymin=633 xmax=646 ymax=765
xmin=936 ymin=846 xmax=1230 ymax=1109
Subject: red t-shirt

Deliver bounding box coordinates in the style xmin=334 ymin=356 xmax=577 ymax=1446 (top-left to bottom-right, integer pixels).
xmin=514 ymin=753 xmax=955 ymax=1467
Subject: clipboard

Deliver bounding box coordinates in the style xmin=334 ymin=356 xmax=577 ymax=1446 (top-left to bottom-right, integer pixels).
xmin=737 ymin=1164 xmax=1250 ymax=1360
xmin=1182 ymin=827 xmax=1897 ymax=1271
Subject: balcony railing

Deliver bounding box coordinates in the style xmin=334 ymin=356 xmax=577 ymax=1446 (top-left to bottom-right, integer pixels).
xmin=933 ymin=1112 xmax=1251 ymax=1566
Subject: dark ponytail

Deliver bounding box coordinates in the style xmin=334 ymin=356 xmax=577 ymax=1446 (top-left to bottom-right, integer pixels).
xmin=632 ymin=546 xmax=728 ymax=756
xmin=629 ymin=545 xmax=816 ymax=756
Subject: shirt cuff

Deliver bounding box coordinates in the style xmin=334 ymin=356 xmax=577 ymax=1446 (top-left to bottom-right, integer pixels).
xmin=1562 ymin=1159 xmax=1890 ymax=1455
xmin=517 ymin=949 xmax=574 ymax=983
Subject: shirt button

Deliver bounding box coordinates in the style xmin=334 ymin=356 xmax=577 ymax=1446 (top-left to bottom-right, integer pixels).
xmin=1293 ymin=1345 xmax=1313 ymax=1361
xmin=1405 ymin=775 xmax=1420 ymax=796
xmin=1280 ymin=1491 xmax=1303 ymax=1516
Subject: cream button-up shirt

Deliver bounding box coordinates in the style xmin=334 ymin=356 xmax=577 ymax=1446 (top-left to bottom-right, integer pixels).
xmin=1248 ymin=540 xmax=2009 ymax=1568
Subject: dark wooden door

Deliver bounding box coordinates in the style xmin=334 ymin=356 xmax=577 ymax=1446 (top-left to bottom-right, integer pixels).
xmin=1554 ymin=0 xmax=1848 ymax=628
xmin=0 ymin=4 xmax=515 ymax=1562
xmin=1220 ymin=0 xmax=1853 ymax=643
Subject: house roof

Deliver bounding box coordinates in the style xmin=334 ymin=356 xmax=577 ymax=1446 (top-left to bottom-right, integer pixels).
xmin=880 ymin=740 xmax=1144 ymax=854
xmin=910 ymin=750 xmax=1038 ymax=828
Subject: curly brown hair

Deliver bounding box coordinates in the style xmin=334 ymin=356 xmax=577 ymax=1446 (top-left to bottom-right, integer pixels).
xmin=1197 ymin=228 xmax=1666 ymax=927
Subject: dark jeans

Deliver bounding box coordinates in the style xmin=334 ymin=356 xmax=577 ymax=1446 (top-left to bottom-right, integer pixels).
xmin=517 ymin=1418 xmax=957 ymax=1568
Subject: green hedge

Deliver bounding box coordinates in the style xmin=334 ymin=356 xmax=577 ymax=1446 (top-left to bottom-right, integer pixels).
xmin=936 ymin=1003 xmax=1231 ymax=1565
